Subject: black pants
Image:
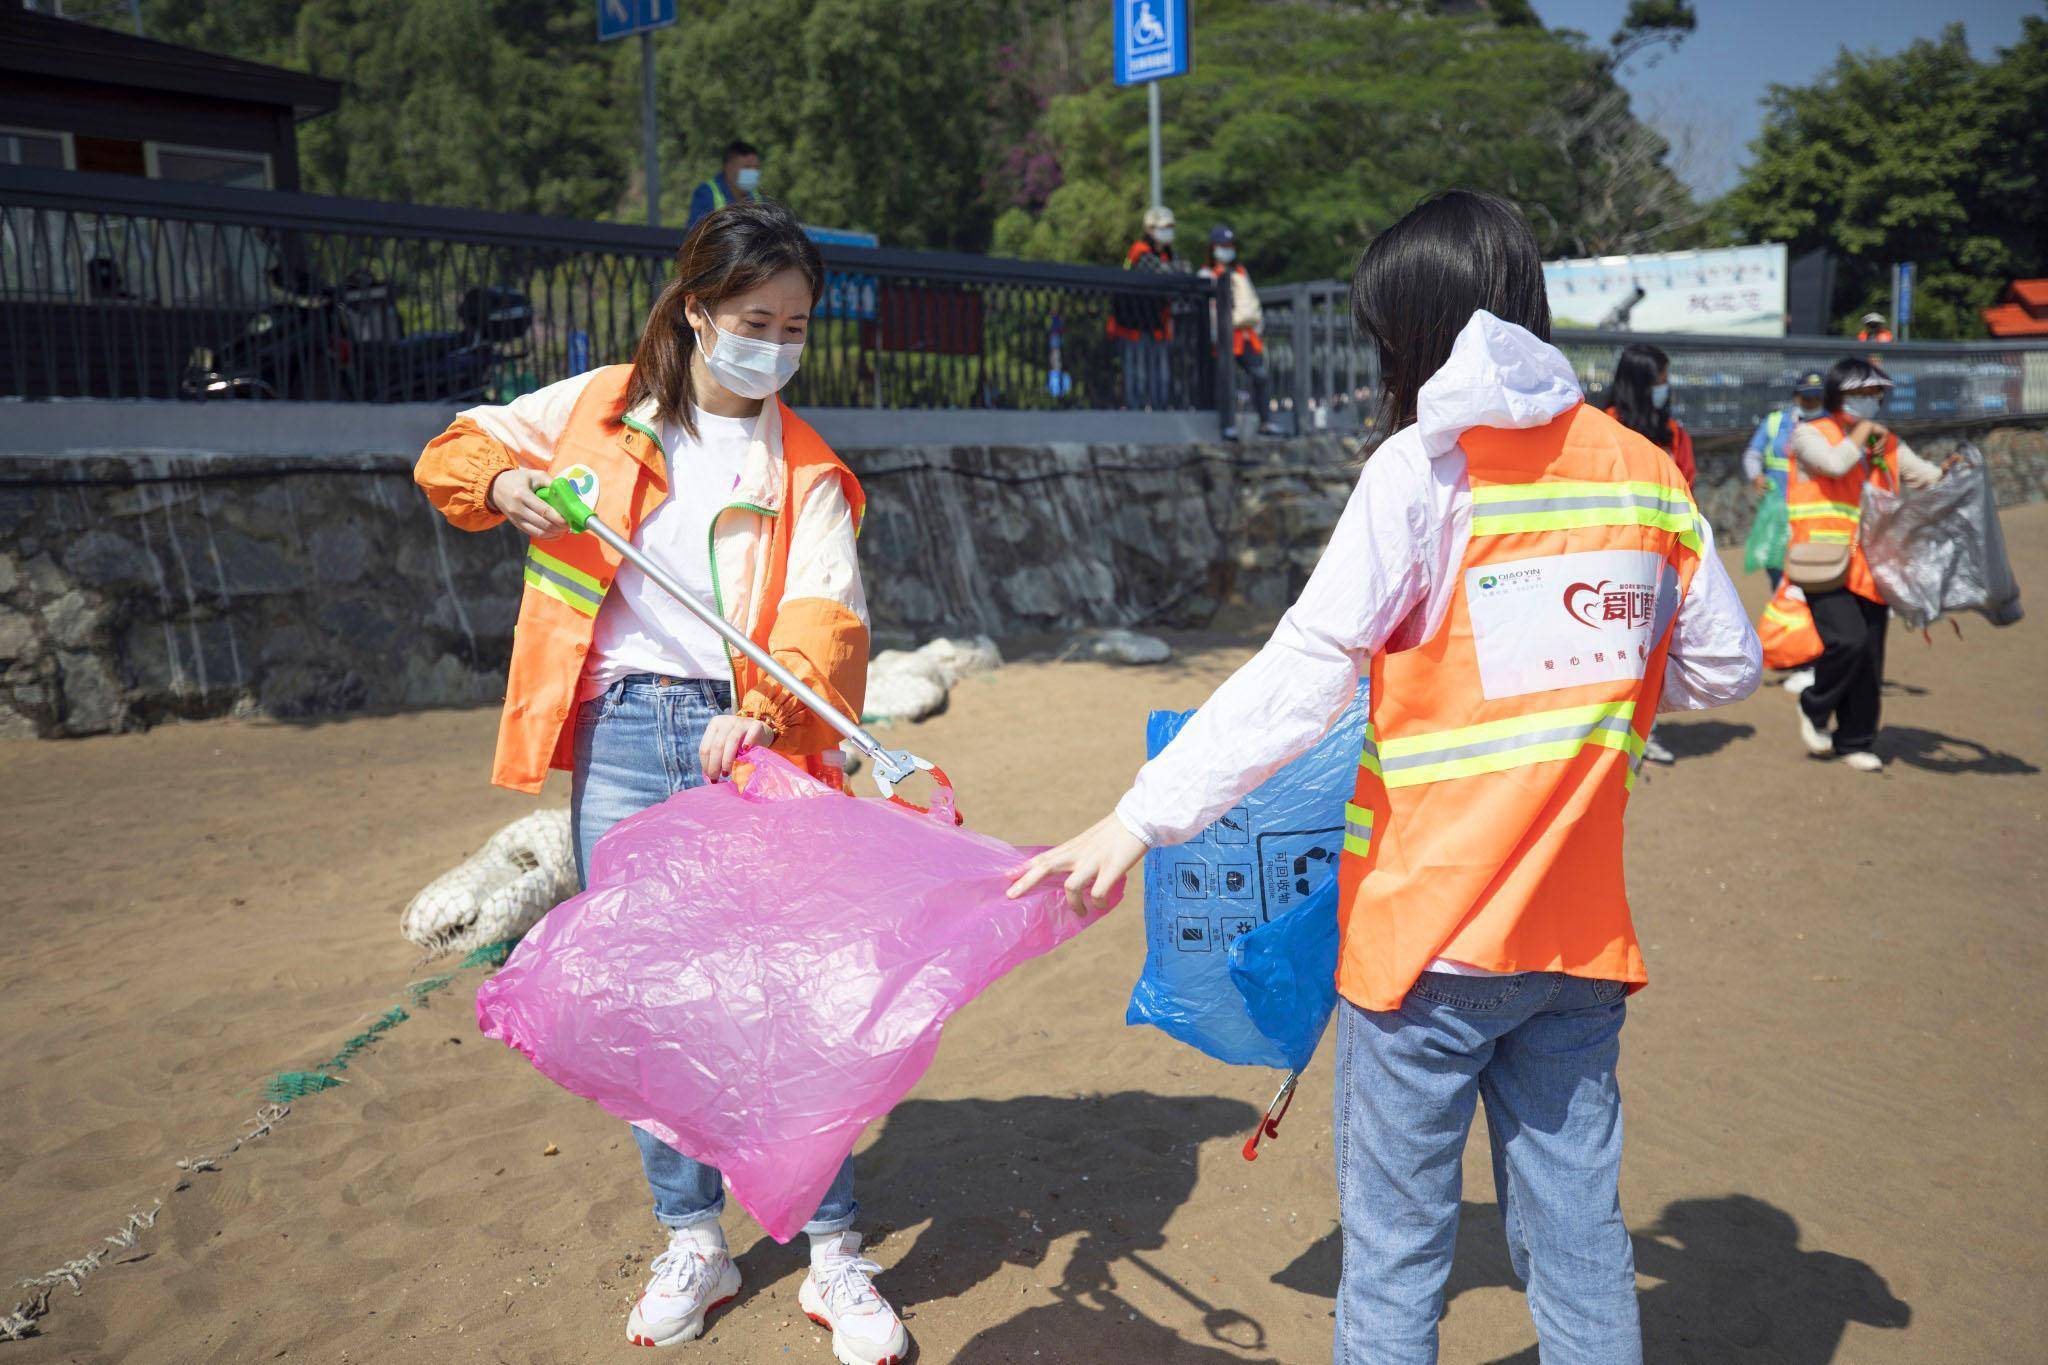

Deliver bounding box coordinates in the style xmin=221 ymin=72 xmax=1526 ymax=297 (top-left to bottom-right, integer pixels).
xmin=1237 ymin=348 xmax=1271 ymax=427
xmin=1800 ymin=589 xmax=1889 ymax=754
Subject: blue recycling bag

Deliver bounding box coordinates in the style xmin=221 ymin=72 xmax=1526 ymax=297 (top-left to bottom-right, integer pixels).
xmin=1227 ymin=875 xmax=1340 ymax=1073
xmin=1125 ymin=687 xmax=1364 ymax=1070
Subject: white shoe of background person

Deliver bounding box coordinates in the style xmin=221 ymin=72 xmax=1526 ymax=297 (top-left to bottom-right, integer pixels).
xmin=799 ymin=1231 xmax=910 ymax=1365
xmin=1798 ymin=708 xmax=1834 ymax=757
xmin=1642 ymin=731 xmax=1676 ymax=765
xmin=626 ymin=1223 xmax=741 ymax=1347
xmin=1781 ymin=668 xmax=1816 ymax=694
xmin=1842 ymin=751 xmax=1884 ymax=773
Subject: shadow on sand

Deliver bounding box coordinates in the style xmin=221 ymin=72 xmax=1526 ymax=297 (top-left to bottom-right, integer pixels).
xmin=1274 ymin=1193 xmax=1908 ymax=1364
xmin=1881 ymin=725 xmax=2039 ymax=776
xmin=731 ymin=1091 xmax=1273 ymax=1365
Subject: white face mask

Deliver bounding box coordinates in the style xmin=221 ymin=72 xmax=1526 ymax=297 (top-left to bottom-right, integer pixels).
xmin=1649 ymin=382 xmax=1670 ymax=408
xmin=695 ymin=312 xmax=803 ymax=399
xmin=1795 ymin=399 xmax=1824 ymax=418
xmin=1152 ymin=227 xmax=1174 ymax=246
xmin=735 ymin=166 xmax=762 ymax=192
xmin=1214 ymin=246 xmax=1237 ymax=263
xmin=1841 ymin=394 xmax=1883 ymax=422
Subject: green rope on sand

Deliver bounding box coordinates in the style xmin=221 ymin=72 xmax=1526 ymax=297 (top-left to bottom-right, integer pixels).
xmin=461 ymin=938 xmax=520 ymax=969
xmin=264 ymin=1071 xmax=345 ymax=1102
xmin=406 ymin=974 xmax=454 ymax=1007
xmin=256 ymin=936 xmax=522 ymax=1107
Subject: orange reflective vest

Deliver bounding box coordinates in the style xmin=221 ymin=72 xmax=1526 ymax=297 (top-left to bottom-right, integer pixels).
xmin=1337 ymin=403 xmax=1703 ymax=1009
xmin=416 ymin=366 xmax=868 ymax=794
xmin=1786 ymin=412 xmax=1897 ymax=603
xmin=1757 ymin=579 xmax=1823 ymax=670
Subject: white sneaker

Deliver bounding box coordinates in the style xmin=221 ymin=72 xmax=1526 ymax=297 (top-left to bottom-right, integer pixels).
xmin=626 ymin=1224 xmax=741 ymax=1348
xmin=1642 ymin=733 xmax=1676 ymax=765
xmin=1781 ymin=668 xmax=1816 ymax=695
xmin=1842 ymin=751 xmax=1884 ymax=773
xmin=1798 ymin=708 xmax=1834 ymax=756
xmin=798 ymin=1232 xmax=910 ymax=1365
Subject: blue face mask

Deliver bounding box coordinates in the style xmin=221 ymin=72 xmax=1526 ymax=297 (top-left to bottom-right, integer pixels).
xmin=1650 ymin=382 xmax=1670 ymax=408
xmin=735 ymin=166 xmax=762 ymax=192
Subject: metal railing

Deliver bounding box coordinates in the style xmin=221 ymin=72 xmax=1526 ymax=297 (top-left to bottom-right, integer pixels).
xmin=1261 ymin=278 xmax=2048 ymax=439
xmin=0 ymin=166 xmax=1217 ymax=414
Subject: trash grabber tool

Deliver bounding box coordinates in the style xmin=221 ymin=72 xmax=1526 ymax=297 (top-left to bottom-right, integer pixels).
xmin=536 ymin=472 xmax=952 ymax=811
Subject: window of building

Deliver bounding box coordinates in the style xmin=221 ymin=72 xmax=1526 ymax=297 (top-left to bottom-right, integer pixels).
xmin=146 ymin=143 xmax=273 ymax=191
xmin=0 ymin=126 xmax=74 ymax=170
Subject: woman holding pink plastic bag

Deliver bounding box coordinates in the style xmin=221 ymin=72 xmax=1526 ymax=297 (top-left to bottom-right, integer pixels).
xmin=416 ymin=201 xmax=910 ymax=1364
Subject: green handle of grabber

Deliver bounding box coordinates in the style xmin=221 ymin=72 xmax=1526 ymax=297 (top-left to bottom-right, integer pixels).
xmin=537 ymin=476 xmax=595 ymax=533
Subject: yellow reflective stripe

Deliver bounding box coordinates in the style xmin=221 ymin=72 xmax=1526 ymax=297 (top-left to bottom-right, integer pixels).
xmin=1470 ymin=505 xmax=1703 ymax=553
xmin=1763 ymin=603 xmax=1807 ymax=627
xmin=523 ymin=546 xmax=605 ymax=617
xmin=1788 ymin=502 xmax=1859 ymax=520
xmin=523 ymin=565 xmax=602 ymax=616
xmin=1379 ymin=701 xmax=1634 ymax=760
xmin=1343 ymin=832 xmax=1374 ymax=857
xmin=1357 ymin=724 xmax=1382 ymax=777
xmin=526 ymin=545 xmax=604 ymax=593
xmin=1806 ymin=530 xmax=1854 ymax=543
xmin=1380 ymin=702 xmax=1641 ymax=790
xmin=1469 ymin=479 xmax=1684 ymax=505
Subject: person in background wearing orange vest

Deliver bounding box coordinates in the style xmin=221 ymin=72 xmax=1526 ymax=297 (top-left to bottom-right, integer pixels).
xmin=415 ymin=201 xmax=910 ymax=1365
xmin=1199 ymin=223 xmax=1281 ymax=438
xmin=1857 ymin=311 xmax=1894 ymax=344
xmin=1012 ymin=189 xmax=1761 ymax=1365
xmin=1109 ymin=205 xmax=1180 ymax=410
xmin=1786 ymin=357 xmax=1956 ymax=772
xmin=1604 ymin=341 xmax=1695 ymax=764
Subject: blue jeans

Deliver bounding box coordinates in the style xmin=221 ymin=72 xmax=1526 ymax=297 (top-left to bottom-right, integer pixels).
xmin=1334 ymin=972 xmax=1639 ymax=1365
xmin=571 ymin=674 xmax=859 ymax=1235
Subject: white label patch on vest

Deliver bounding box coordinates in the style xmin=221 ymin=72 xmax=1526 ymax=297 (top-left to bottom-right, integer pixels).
xmin=1465 ymin=549 xmax=1678 ymax=700
xmin=559 ymin=463 xmax=601 ymax=507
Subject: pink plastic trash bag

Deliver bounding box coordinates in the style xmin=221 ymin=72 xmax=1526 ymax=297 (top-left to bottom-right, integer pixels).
xmin=475 ymin=748 xmax=1108 ymax=1241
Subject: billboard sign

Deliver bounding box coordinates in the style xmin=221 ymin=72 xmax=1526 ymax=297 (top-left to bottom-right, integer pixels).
xmin=1545 ymin=243 xmax=1789 ymax=336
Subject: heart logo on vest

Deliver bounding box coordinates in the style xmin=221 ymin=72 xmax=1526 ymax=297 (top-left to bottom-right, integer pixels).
xmin=1563 ymin=579 xmax=1655 ymax=630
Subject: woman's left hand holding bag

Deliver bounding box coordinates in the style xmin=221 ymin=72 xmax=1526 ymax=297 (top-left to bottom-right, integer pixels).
xmin=701 ymin=715 xmax=776 ymax=781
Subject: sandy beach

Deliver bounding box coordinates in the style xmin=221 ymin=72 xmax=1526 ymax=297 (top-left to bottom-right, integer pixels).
xmin=3 ymin=507 xmax=2044 ymax=1365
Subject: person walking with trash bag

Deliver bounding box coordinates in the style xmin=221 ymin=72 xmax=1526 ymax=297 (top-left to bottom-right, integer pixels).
xmin=1012 ymin=189 xmax=1760 ymax=1365
xmin=414 ymin=200 xmax=911 ymax=1364
xmin=1743 ymin=371 xmax=1830 ymax=693
xmin=1785 ymin=357 xmax=1956 ymax=773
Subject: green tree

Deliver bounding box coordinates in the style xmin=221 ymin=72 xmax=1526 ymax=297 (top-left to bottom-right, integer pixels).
xmin=1724 ymin=18 xmax=2048 ymax=339
xmin=992 ymin=0 xmax=1704 ymax=281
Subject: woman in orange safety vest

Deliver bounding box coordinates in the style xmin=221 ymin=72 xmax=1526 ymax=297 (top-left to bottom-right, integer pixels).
xmin=1013 ymin=190 xmax=1761 ymax=1364
xmin=1784 ymin=357 xmax=1953 ymax=771
xmin=415 ymin=201 xmax=910 ymax=1365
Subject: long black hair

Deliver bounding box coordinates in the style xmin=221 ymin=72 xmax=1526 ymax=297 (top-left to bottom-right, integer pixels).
xmin=1823 ymin=356 xmax=1891 ymax=412
xmin=624 ymin=199 xmax=823 ymax=440
xmin=1608 ymin=342 xmax=1672 ymax=450
xmin=1349 ymin=189 xmax=1551 ymax=431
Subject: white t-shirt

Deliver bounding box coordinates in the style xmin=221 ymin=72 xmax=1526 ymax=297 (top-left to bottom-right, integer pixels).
xmin=583 ymin=406 xmax=756 ymax=694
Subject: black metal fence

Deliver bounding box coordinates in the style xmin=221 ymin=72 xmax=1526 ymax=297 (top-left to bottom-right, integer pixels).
xmin=1259 ymin=279 xmax=2048 ymax=439
xmin=0 ymin=166 xmax=1217 ymax=414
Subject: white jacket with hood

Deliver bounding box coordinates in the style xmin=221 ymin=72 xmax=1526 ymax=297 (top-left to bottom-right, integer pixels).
xmin=1116 ymin=311 xmax=1762 ymax=851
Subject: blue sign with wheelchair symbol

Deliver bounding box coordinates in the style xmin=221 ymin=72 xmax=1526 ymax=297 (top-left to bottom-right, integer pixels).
xmin=1114 ymin=0 xmax=1189 ymax=86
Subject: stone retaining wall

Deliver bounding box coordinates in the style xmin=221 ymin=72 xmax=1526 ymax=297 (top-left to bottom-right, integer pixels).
xmin=4 ymin=417 xmax=2042 ymax=738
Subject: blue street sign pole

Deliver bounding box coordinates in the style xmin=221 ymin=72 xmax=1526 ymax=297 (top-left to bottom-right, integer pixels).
xmin=599 ymin=0 xmax=679 ymax=227
xmin=1894 ymin=261 xmax=1915 ymax=342
xmin=1114 ymin=0 xmax=1190 ymax=211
